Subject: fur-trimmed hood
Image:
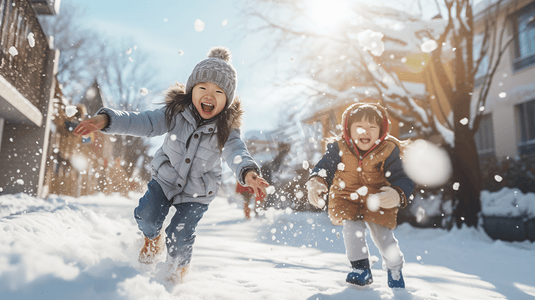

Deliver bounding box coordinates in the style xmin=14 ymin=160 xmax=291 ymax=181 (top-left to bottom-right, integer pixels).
xmin=163 ymin=83 xmax=244 ymax=130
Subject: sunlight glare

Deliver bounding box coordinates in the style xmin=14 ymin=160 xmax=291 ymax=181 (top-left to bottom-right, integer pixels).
xmin=307 ymin=0 xmax=353 ymax=30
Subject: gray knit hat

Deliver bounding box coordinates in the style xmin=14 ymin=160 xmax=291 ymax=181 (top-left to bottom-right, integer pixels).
xmin=186 ymin=46 xmax=237 ymax=107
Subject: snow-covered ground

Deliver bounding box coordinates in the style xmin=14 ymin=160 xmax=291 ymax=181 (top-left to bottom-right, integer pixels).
xmin=1 ymin=192 xmax=534 ymax=300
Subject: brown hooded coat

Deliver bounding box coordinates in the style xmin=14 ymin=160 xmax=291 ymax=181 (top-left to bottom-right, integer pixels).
xmin=327 ymin=103 xmax=408 ymax=229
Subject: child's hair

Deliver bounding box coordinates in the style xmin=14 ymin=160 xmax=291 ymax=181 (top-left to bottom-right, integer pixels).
xmin=163 ymin=83 xmax=237 ymax=151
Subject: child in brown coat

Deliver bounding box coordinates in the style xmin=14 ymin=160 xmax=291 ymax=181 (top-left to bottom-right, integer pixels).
xmin=305 ymin=102 xmax=414 ymax=288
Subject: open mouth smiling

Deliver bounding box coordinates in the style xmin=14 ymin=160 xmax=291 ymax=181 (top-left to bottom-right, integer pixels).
xmin=201 ymin=103 xmax=215 ymax=113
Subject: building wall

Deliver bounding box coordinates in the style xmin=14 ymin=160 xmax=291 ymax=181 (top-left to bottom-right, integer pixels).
xmin=474 ymin=0 xmax=535 ymax=159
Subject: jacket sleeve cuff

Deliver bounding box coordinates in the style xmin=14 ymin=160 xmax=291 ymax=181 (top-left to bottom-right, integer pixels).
xmin=240 ymin=166 xmax=261 ymax=186
xmin=96 ymin=108 xmax=112 ymax=132
xmin=391 ymin=186 xmax=408 ymax=208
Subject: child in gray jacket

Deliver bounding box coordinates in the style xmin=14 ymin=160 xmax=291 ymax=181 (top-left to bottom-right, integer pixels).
xmin=74 ymin=46 xmax=268 ymax=285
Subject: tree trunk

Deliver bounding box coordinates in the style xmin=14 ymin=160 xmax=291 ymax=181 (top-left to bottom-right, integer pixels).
xmin=452 ymin=93 xmax=482 ymax=228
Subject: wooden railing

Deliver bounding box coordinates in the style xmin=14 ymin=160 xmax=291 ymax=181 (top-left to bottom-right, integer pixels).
xmin=0 ymin=0 xmax=49 ymax=109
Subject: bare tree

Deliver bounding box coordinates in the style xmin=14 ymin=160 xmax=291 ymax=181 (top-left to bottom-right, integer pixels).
xmin=39 ymin=4 xmax=161 ymax=184
xmin=242 ymin=0 xmax=523 ymax=227
xmin=38 ymin=3 xmax=102 ymax=99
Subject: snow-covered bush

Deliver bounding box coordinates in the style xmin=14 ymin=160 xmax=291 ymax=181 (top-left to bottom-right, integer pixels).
xmin=481 ymin=187 xmax=535 ymax=218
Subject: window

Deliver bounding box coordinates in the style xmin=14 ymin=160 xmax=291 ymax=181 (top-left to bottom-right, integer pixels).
xmin=513 ymin=2 xmax=535 ymax=71
xmin=516 ymin=99 xmax=535 ymax=156
xmin=475 ymin=114 xmax=495 ymax=158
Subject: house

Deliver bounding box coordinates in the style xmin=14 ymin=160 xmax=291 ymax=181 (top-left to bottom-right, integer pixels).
xmin=472 ymin=0 xmax=535 ymax=160
xmin=0 ymin=0 xmax=61 ymax=197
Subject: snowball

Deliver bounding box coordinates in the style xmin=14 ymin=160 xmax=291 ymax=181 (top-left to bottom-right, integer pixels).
xmin=403 ymin=140 xmax=452 ymax=187
xmin=421 ymin=40 xmax=438 ymax=53
xmin=499 ymin=92 xmax=506 ymax=98
xmin=9 ymin=46 xmax=18 ymax=56
xmin=194 ymin=19 xmax=205 ymax=32
xmin=416 ymin=206 xmax=426 ymax=222
xmin=266 ymin=186 xmax=275 ymax=194
xmin=337 ymin=163 xmax=345 ymax=171
xmin=233 ymin=155 xmax=242 ymax=164
xmin=139 ymin=88 xmax=149 ymax=96
xmin=357 ymin=186 xmax=368 ymax=196
xmin=71 ymin=154 xmax=88 ymax=172
xmin=65 ymin=105 xmax=78 ymax=118
xmin=494 ymin=175 xmax=503 ymax=182
xmin=357 ymin=29 xmax=385 ymax=56
xmin=27 ymin=33 xmax=35 ymax=47
xmin=460 ymin=117 xmax=469 ymax=125
xmin=302 ymin=161 xmax=309 ymax=169
xmin=318 ymin=169 xmax=327 ymax=177
xmin=367 ymin=194 xmax=380 ymax=212
xmin=295 ymin=191 xmax=304 ymax=199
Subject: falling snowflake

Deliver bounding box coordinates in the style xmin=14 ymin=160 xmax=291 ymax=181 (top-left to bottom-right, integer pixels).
xmin=126 ymin=48 xmax=132 ymax=54
xmin=357 ymin=186 xmax=368 ymax=196
xmin=357 ymin=29 xmax=385 ymax=56
xmin=499 ymin=92 xmax=507 ymax=98
xmin=139 ymin=88 xmax=149 ymax=96
xmin=178 ymin=50 xmax=184 ymax=56
xmin=453 ymin=182 xmax=460 ymax=190
xmin=460 ymin=118 xmax=469 ymax=125
xmin=8 ymin=46 xmax=18 ymax=56
xmin=222 ymin=19 xmax=228 ymax=26
xmin=494 ymin=175 xmax=503 ymax=182
xmin=233 ymin=155 xmax=242 ymax=164
xmin=302 ymin=161 xmax=309 ymax=169
xmin=27 ymin=33 xmax=35 ymax=47
xmin=421 ymin=40 xmax=438 ymax=53
xmin=65 ymin=105 xmax=78 ymax=118
xmin=194 ymin=19 xmax=205 ymax=32
xmin=266 ymin=186 xmax=275 ymax=194
xmin=337 ymin=163 xmax=345 ymax=171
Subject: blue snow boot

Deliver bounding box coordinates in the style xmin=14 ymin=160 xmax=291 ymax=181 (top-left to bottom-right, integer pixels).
xmin=346 ymin=259 xmax=373 ymax=286
xmin=387 ymin=269 xmax=405 ymax=288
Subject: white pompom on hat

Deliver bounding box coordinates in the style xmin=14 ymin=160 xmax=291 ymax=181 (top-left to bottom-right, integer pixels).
xmin=186 ymin=46 xmax=237 ymax=107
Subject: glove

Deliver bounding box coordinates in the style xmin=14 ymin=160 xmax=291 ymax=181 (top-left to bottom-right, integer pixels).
xmin=305 ymin=177 xmax=328 ymax=209
xmin=377 ymin=186 xmax=400 ymax=209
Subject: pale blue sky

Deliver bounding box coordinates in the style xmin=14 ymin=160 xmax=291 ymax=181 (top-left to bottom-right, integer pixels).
xmin=64 ymin=0 xmax=282 ymax=133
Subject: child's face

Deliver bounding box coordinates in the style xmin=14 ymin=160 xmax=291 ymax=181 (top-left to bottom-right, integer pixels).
xmin=349 ymin=116 xmax=381 ymax=152
xmin=192 ymin=82 xmax=227 ymax=119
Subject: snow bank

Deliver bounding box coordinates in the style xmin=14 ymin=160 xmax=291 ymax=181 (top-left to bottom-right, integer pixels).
xmin=481 ymin=187 xmax=535 ymax=218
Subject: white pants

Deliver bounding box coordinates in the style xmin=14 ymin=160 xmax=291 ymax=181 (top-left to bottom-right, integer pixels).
xmin=342 ymin=220 xmax=404 ymax=271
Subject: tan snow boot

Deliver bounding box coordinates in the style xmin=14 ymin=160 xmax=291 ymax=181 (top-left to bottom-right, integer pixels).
xmin=139 ymin=234 xmax=165 ymax=264
xmin=167 ymin=265 xmax=189 ymax=285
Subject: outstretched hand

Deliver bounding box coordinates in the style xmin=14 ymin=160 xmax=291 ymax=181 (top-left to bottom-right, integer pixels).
xmin=244 ymin=171 xmax=269 ymax=201
xmin=305 ymin=177 xmax=328 ymax=209
xmin=73 ymin=114 xmax=109 ymax=136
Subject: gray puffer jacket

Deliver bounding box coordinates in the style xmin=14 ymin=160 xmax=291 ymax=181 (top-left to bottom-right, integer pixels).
xmin=96 ymin=88 xmax=259 ymax=205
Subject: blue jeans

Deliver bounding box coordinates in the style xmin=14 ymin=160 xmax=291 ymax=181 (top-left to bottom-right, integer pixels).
xmin=134 ymin=180 xmax=209 ymax=267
